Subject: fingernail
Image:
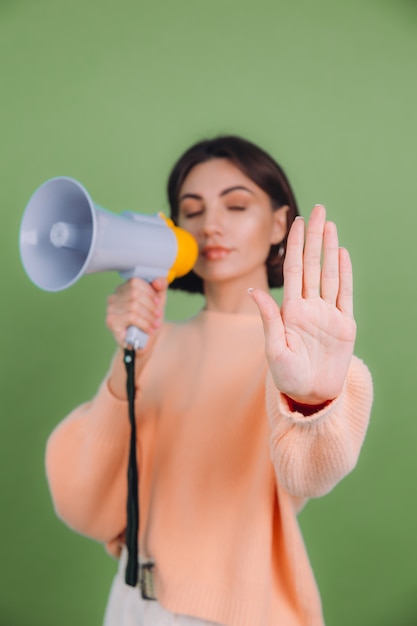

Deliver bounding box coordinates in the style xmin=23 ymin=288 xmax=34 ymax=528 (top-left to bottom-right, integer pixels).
xmin=295 ymin=216 xmax=304 ymax=220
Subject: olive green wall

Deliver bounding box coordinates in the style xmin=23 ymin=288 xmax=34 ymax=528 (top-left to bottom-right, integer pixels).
xmin=1 ymin=1 xmax=416 ymax=624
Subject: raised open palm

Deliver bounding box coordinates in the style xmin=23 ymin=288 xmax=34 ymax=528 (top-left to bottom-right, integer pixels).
xmin=250 ymin=204 xmax=356 ymax=406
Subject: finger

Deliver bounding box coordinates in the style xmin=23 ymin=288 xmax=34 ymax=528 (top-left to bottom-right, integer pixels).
xmin=321 ymin=221 xmax=339 ymax=304
xmin=106 ymin=304 xmax=161 ymax=344
xmin=150 ymin=277 xmax=169 ymax=310
xmin=106 ymin=280 xmax=163 ymax=342
xmin=109 ymin=283 xmax=159 ymax=319
xmin=129 ymin=277 xmax=164 ymax=304
xmin=248 ymin=288 xmax=286 ymax=357
xmin=336 ymin=247 xmax=354 ymax=318
xmin=113 ymin=278 xmax=155 ymax=304
xmin=282 ymin=216 xmax=304 ymax=303
xmin=151 ymin=277 xmax=169 ymax=293
xmin=303 ymin=204 xmax=326 ymax=298
xmin=126 ymin=278 xmax=166 ymax=324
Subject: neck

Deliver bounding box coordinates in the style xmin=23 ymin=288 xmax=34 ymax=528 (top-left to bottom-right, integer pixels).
xmin=203 ymin=271 xmax=270 ymax=315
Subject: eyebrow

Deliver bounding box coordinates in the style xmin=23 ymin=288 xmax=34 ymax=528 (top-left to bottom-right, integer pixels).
xmin=220 ymin=185 xmax=255 ymax=197
xmin=179 ymin=185 xmax=255 ymax=203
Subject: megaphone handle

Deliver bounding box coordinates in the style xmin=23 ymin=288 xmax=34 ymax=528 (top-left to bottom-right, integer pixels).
xmin=125 ymin=325 xmax=149 ymax=351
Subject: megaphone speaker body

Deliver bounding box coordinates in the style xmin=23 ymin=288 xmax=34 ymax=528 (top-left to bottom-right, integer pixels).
xmin=19 ymin=177 xmax=198 ymax=348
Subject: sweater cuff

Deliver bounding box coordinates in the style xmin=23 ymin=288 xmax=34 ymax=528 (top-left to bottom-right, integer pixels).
xmin=76 ymin=377 xmax=131 ymax=448
xmin=267 ymin=378 xmax=343 ymax=426
xmin=266 ymin=356 xmax=373 ymax=497
xmin=266 ymin=354 xmax=373 ymax=428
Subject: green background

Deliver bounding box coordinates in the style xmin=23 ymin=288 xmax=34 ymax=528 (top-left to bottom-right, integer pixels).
xmin=1 ymin=0 xmax=416 ymax=624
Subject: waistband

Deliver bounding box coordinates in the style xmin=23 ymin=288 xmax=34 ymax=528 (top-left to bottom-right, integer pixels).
xmin=119 ymin=546 xmax=157 ymax=601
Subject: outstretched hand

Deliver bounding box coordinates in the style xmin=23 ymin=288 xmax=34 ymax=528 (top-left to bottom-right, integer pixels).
xmin=249 ymin=204 xmax=356 ymax=407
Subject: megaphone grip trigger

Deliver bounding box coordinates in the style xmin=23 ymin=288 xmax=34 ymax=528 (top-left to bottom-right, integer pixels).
xmin=125 ymin=325 xmax=149 ymax=351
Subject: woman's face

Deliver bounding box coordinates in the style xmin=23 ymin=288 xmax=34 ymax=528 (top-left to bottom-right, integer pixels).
xmin=177 ymin=158 xmax=288 ymax=288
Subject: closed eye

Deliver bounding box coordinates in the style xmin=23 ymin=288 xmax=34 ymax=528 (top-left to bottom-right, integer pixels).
xmin=183 ymin=209 xmax=204 ymax=218
xmin=227 ymin=205 xmax=246 ymax=211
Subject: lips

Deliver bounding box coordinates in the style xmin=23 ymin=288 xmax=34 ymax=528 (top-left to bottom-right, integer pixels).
xmin=202 ymin=246 xmax=232 ymax=260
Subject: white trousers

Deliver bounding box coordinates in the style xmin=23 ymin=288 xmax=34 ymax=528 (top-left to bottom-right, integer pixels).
xmin=103 ymin=550 xmax=222 ymax=626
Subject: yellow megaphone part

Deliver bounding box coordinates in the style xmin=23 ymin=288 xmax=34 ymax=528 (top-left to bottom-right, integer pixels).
xmin=158 ymin=213 xmax=198 ymax=283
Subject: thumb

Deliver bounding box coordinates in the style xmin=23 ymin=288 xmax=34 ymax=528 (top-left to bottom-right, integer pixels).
xmin=248 ymin=288 xmax=285 ymax=356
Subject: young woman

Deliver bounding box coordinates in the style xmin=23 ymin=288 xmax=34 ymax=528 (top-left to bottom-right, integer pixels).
xmin=46 ymin=136 xmax=373 ymax=626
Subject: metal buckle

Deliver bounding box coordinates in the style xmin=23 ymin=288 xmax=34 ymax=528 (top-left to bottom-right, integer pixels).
xmin=139 ymin=562 xmax=157 ymax=600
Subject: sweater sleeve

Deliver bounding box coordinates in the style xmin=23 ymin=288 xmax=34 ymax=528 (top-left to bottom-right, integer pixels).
xmin=266 ymin=355 xmax=373 ymax=498
xmin=45 ymin=330 xmax=162 ymax=548
xmin=45 ymin=377 xmax=131 ymax=545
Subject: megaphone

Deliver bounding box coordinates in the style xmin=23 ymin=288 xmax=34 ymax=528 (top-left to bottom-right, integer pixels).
xmin=19 ymin=176 xmax=198 ymax=349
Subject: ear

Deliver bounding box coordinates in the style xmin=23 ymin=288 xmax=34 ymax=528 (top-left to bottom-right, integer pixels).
xmin=270 ymin=205 xmax=289 ymax=245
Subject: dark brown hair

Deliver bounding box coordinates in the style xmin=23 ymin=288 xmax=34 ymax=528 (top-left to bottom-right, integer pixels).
xmin=167 ymin=135 xmax=299 ymax=292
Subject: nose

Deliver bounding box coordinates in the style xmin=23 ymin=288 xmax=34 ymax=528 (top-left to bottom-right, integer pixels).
xmin=201 ymin=206 xmax=223 ymax=237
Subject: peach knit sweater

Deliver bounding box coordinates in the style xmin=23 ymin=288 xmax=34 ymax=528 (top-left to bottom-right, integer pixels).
xmin=46 ymin=310 xmax=373 ymax=626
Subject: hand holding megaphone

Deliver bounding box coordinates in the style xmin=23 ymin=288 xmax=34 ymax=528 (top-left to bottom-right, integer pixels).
xmin=106 ymin=276 xmax=168 ymax=349
xmin=19 ymin=177 xmax=198 ymax=349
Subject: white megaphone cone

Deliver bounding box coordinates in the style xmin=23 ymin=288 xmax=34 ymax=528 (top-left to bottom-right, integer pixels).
xmin=19 ymin=177 xmax=198 ymax=349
